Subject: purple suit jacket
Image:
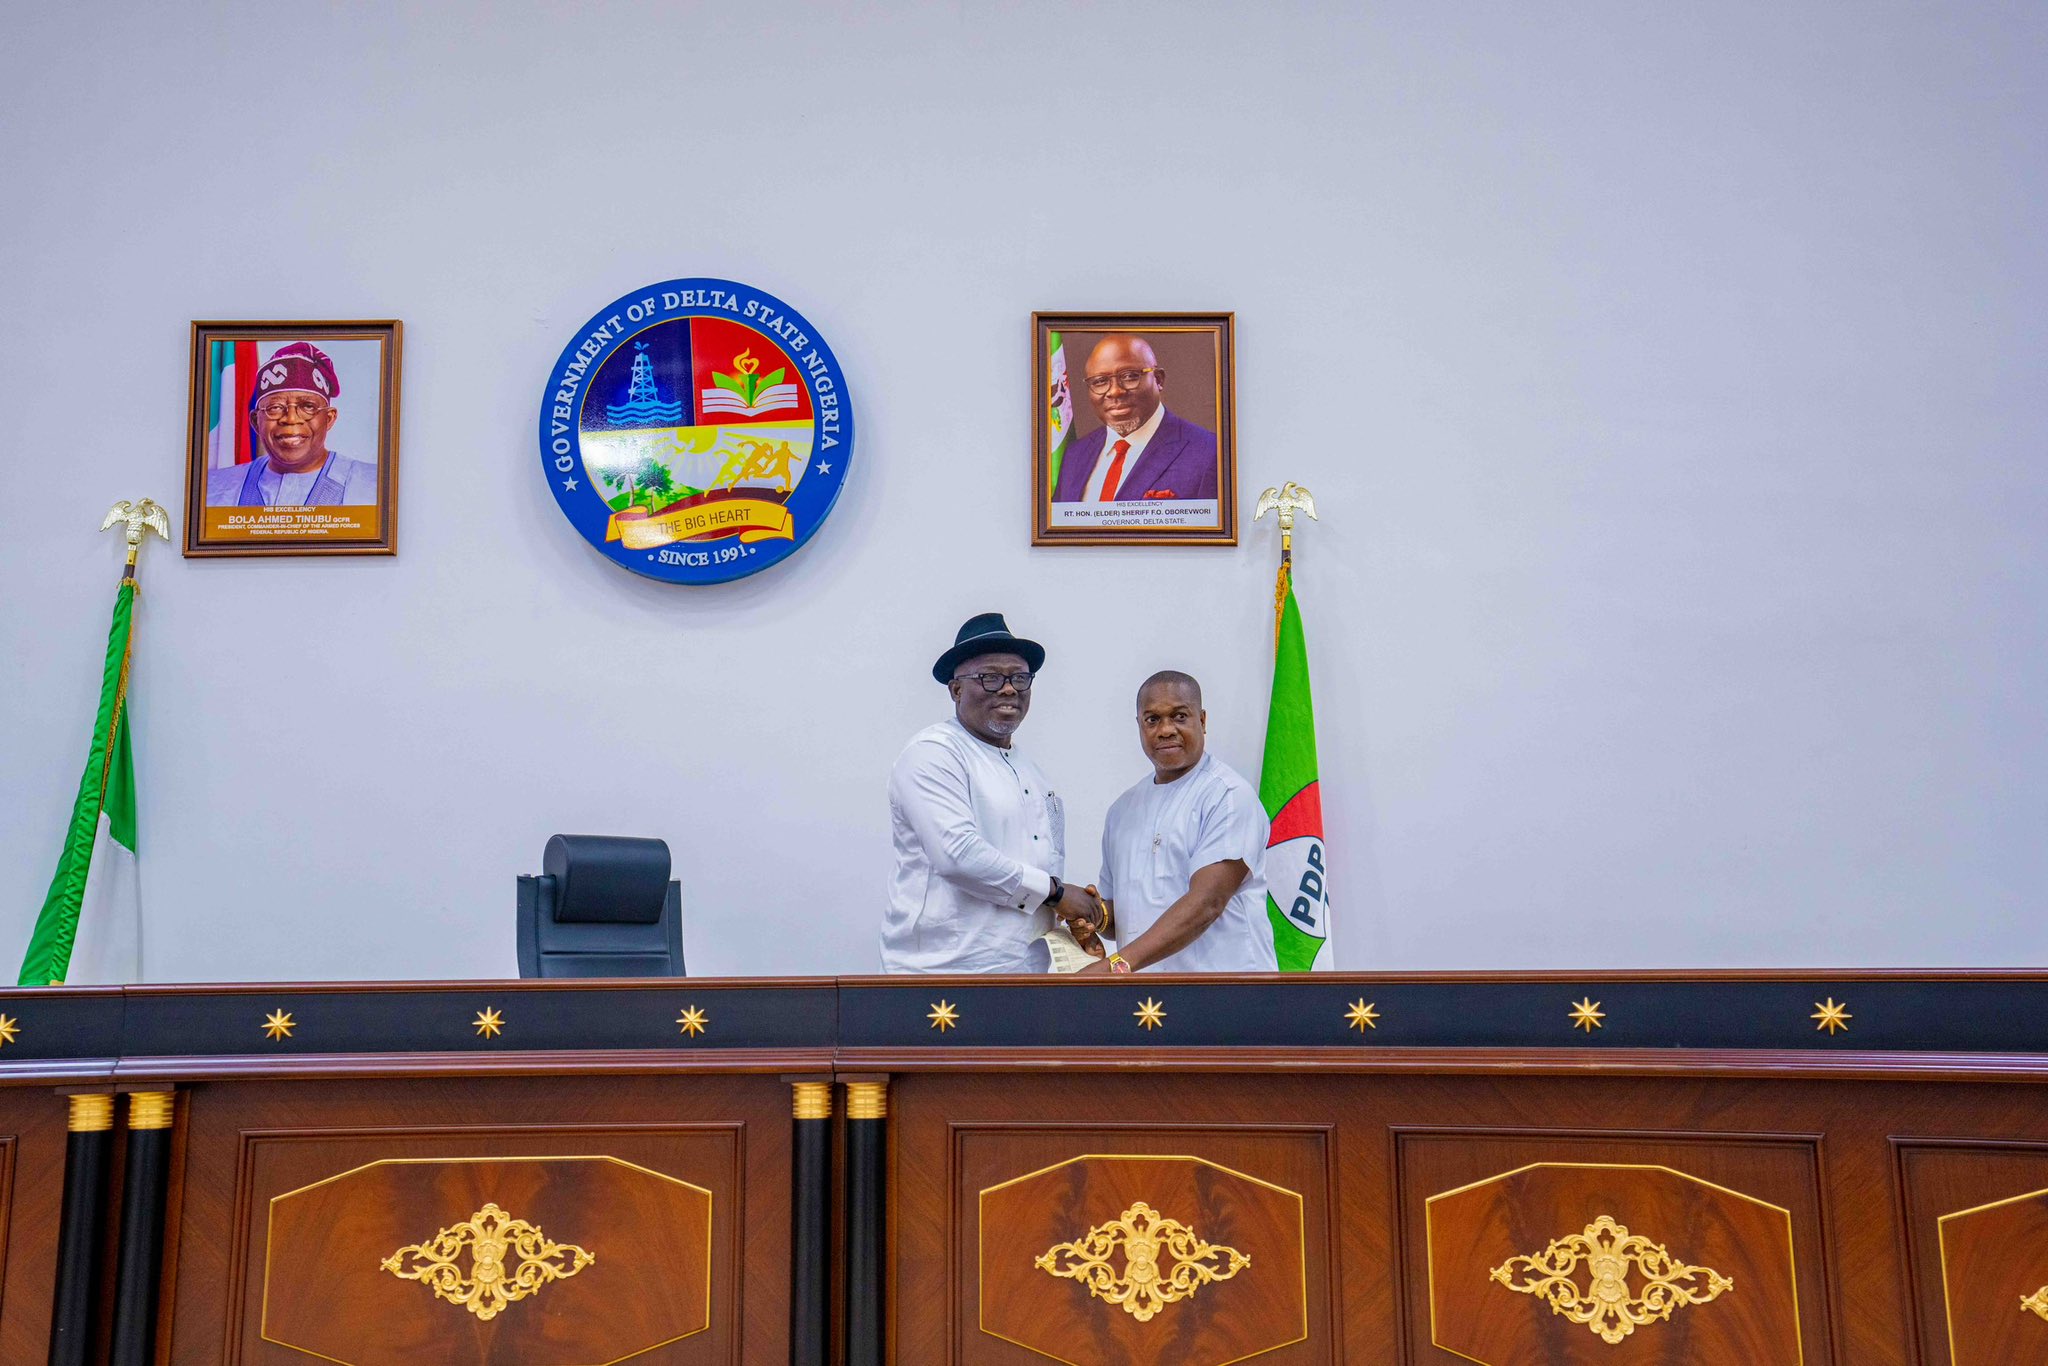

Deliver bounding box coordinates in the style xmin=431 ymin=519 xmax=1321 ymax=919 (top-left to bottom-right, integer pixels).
xmin=1052 ymin=408 xmax=1220 ymax=502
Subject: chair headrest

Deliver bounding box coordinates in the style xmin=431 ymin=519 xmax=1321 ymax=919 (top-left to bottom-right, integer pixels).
xmin=543 ymin=834 xmax=670 ymax=924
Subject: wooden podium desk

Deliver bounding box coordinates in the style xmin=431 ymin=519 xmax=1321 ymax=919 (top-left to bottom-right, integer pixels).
xmin=2 ymin=973 xmax=2047 ymax=1365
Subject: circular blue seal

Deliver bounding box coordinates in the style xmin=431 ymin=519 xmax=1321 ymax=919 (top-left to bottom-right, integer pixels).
xmin=539 ymin=278 xmax=854 ymax=584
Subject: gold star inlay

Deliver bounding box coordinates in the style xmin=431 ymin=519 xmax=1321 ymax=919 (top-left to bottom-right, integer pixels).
xmin=472 ymin=1008 xmax=505 ymax=1039
xmin=1134 ymin=997 xmax=1167 ymax=1031
xmin=1346 ymin=999 xmax=1380 ymax=1033
xmin=262 ymin=1009 xmax=296 ymax=1041
xmin=677 ymin=1006 xmax=708 ymax=1037
xmin=1570 ymin=998 xmax=1606 ymax=1032
xmin=1812 ymin=998 xmax=1851 ymax=1035
xmin=0 ymin=1014 xmax=18 ymax=1048
xmin=927 ymin=999 xmax=959 ymax=1032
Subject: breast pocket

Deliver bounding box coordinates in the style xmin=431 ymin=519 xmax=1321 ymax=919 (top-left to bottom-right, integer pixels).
xmin=1151 ymin=828 xmax=1185 ymax=884
xmin=1044 ymin=791 xmax=1066 ymax=866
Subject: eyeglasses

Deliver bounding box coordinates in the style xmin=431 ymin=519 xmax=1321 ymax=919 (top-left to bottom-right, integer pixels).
xmin=1084 ymin=367 xmax=1160 ymax=396
xmin=954 ymin=671 xmax=1036 ymax=693
xmin=254 ymin=398 xmax=329 ymax=420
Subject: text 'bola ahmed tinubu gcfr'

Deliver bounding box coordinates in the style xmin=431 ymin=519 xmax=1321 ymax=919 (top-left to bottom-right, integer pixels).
xmin=539 ymin=279 xmax=855 ymax=584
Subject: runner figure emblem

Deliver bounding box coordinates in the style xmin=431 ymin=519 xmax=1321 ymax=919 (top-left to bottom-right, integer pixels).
xmin=539 ymin=279 xmax=854 ymax=583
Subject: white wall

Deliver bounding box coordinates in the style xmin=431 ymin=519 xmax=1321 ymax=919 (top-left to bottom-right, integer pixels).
xmin=2 ymin=1 xmax=2043 ymax=982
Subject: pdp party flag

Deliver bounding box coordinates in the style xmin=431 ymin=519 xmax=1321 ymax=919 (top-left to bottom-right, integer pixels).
xmin=19 ymin=578 xmax=143 ymax=985
xmin=1045 ymin=330 xmax=1072 ymax=496
xmin=1259 ymin=567 xmax=1330 ymax=970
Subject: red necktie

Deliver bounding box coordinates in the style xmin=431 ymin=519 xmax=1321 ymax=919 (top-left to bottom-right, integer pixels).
xmin=1098 ymin=439 xmax=1130 ymax=501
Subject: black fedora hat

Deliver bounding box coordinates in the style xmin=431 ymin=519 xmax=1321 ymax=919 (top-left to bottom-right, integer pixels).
xmin=932 ymin=612 xmax=1046 ymax=683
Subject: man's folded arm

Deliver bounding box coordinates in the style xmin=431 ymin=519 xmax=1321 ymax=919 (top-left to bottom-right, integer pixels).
xmin=891 ymin=746 xmax=1051 ymax=911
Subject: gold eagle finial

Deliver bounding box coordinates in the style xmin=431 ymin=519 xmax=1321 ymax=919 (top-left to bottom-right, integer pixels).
xmin=1254 ymin=482 xmax=1317 ymax=531
xmin=102 ymin=498 xmax=171 ymax=546
xmin=1255 ymin=481 xmax=1319 ymax=643
xmin=102 ymin=498 xmax=171 ymax=569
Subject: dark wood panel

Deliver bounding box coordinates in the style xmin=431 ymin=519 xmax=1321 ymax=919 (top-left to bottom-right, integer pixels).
xmin=0 ymin=1084 xmax=66 ymax=1364
xmin=262 ymin=1152 xmax=716 ymax=1363
xmin=1413 ymin=1148 xmax=1807 ymax=1364
xmin=0 ymin=1134 xmax=19 ymax=1353
xmin=967 ymin=1140 xmax=1322 ymax=1365
xmin=1895 ymin=1140 xmax=2048 ymax=1366
xmin=892 ymin=1076 xmax=1343 ymax=1364
xmin=155 ymin=1074 xmax=791 ymax=1365
xmin=4 ymin=978 xmax=2048 ymax=1365
xmin=891 ymin=1073 xmax=1914 ymax=1365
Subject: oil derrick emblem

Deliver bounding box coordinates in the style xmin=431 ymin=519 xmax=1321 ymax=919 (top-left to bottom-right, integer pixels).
xmin=605 ymin=343 xmax=683 ymax=425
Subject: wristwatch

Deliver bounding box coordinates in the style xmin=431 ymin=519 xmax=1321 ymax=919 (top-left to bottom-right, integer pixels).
xmin=1107 ymin=954 xmax=1133 ymax=975
xmin=1045 ymin=875 xmax=1064 ymax=907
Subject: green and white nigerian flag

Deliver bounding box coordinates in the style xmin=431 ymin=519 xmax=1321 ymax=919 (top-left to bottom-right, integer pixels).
xmin=19 ymin=578 xmax=143 ymax=985
xmin=1046 ymin=330 xmax=1072 ymax=496
xmin=1259 ymin=566 xmax=1330 ymax=970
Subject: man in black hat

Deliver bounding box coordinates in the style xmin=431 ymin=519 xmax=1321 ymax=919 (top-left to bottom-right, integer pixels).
xmin=882 ymin=613 xmax=1104 ymax=972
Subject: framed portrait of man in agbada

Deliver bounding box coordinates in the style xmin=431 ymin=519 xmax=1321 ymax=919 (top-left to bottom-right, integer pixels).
xmin=1032 ymin=311 xmax=1236 ymax=546
xmin=181 ymin=320 xmax=402 ymax=557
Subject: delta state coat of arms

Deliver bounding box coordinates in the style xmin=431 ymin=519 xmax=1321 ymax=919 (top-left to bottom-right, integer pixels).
xmin=539 ymin=279 xmax=854 ymax=583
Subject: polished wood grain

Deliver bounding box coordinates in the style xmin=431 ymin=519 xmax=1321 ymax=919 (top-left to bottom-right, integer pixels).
xmin=263 ymin=1153 xmax=713 ymax=1363
xmin=886 ymin=1070 xmax=2048 ymax=1364
xmin=1895 ymin=1140 xmax=2048 ymax=1365
xmin=0 ymin=1133 xmax=18 ymax=1351
xmin=5 ymin=977 xmax=2048 ymax=1364
xmin=976 ymin=1151 xmax=1310 ymax=1366
xmin=1421 ymin=1157 xmax=1802 ymax=1364
xmin=1934 ymin=1183 xmax=2048 ymax=1365
xmin=155 ymin=1074 xmax=791 ymax=1365
xmin=0 ymin=1084 xmax=66 ymax=1364
xmin=892 ymin=1080 xmax=1340 ymax=1364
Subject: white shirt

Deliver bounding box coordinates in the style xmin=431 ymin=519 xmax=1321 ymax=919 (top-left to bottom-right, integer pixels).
xmin=882 ymin=718 xmax=1063 ymax=973
xmin=1098 ymin=751 xmax=1276 ymax=973
xmin=1080 ymin=402 xmax=1166 ymax=501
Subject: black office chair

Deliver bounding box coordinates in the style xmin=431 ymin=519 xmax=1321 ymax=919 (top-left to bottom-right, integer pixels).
xmin=516 ymin=834 xmax=685 ymax=978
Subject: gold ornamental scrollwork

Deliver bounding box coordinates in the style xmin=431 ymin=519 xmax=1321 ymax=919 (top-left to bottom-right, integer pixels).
xmin=2024 ymin=1285 xmax=2048 ymax=1321
xmin=381 ymin=1201 xmax=594 ymax=1321
xmin=1490 ymin=1213 xmax=1732 ymax=1345
xmin=1035 ymin=1200 xmax=1249 ymax=1323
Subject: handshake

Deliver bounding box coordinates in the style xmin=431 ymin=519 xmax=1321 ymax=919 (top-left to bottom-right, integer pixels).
xmin=1051 ymin=882 xmax=1110 ymax=959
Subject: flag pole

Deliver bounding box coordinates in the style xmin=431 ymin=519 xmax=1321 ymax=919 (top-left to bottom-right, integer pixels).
xmin=93 ymin=498 xmax=167 ymax=806
xmin=1254 ymin=481 xmax=1330 ymax=971
xmin=103 ymin=497 xmax=171 ymax=583
xmin=17 ymin=500 xmax=167 ymax=987
xmin=1254 ymin=481 xmax=1318 ymax=646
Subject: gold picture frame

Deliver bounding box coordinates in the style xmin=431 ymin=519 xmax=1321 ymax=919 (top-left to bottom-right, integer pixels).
xmin=182 ymin=319 xmax=403 ymax=557
xmin=1032 ymin=311 xmax=1237 ymax=546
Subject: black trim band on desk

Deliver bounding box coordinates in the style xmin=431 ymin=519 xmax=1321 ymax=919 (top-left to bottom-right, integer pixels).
xmin=789 ymin=1081 xmax=833 ymax=1366
xmin=5 ymin=976 xmax=2048 ymax=1064
xmin=47 ymin=1095 xmax=115 ymax=1366
xmin=117 ymin=983 xmax=839 ymax=1056
xmin=108 ymin=1092 xmax=174 ymax=1366
xmin=843 ymin=1080 xmax=887 ymax=1366
xmin=833 ymin=977 xmax=2048 ymax=1052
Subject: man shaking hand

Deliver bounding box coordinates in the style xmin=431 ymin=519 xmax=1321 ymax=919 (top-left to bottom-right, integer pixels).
xmin=1082 ymin=672 xmax=1276 ymax=975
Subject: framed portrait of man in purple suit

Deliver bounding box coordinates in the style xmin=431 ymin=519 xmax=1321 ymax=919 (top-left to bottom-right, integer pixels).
xmin=1032 ymin=311 xmax=1236 ymax=546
